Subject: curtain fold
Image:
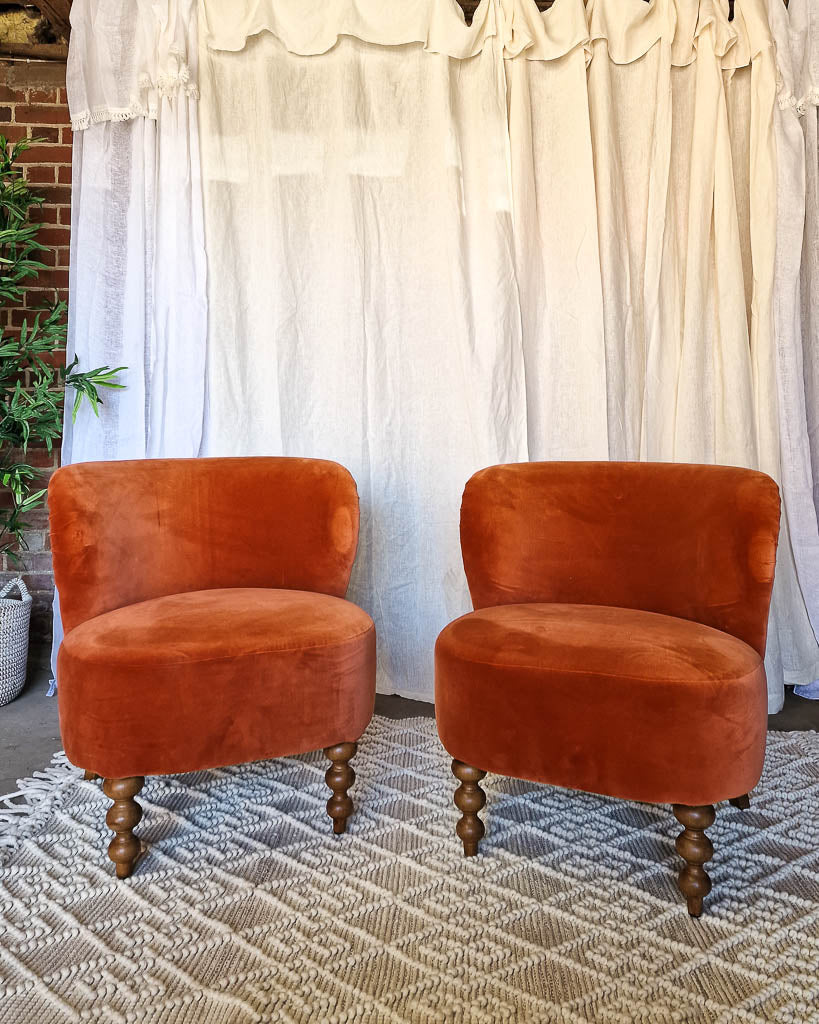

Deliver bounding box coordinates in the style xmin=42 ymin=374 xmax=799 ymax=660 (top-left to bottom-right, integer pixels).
xmin=505 ymin=0 xmax=609 ymax=461
xmin=62 ymin=0 xmax=819 ymax=709
xmin=786 ymin=0 xmax=819 ymax=697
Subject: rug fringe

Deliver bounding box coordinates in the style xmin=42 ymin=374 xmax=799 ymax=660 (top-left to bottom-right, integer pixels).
xmin=0 ymin=751 xmax=80 ymax=855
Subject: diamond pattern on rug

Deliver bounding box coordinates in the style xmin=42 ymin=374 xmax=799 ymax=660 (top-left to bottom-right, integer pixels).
xmin=1 ymin=717 xmax=818 ymax=1024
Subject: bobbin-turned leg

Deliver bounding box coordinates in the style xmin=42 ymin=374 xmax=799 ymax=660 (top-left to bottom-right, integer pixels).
xmin=324 ymin=742 xmax=357 ymax=834
xmin=452 ymin=760 xmax=487 ymax=857
xmin=729 ymin=794 xmax=750 ymax=810
xmin=103 ymin=776 xmax=144 ymax=879
xmin=673 ymin=804 xmax=716 ymax=917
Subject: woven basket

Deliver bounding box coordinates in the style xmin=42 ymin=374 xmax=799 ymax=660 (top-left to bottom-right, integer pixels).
xmin=0 ymin=577 xmax=32 ymax=707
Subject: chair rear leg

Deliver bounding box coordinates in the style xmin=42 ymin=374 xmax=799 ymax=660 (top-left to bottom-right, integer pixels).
xmin=103 ymin=776 xmax=144 ymax=879
xmin=452 ymin=760 xmax=487 ymax=857
xmin=673 ymin=804 xmax=715 ymax=917
xmin=729 ymin=794 xmax=750 ymax=810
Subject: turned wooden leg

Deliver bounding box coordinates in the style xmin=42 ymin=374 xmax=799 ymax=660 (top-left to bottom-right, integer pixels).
xmin=324 ymin=742 xmax=357 ymax=834
xmin=83 ymin=769 xmax=99 ymax=781
xmin=452 ymin=759 xmax=487 ymax=857
xmin=729 ymin=793 xmax=750 ymax=810
xmin=673 ymin=804 xmax=715 ymax=917
xmin=103 ymin=776 xmax=144 ymax=879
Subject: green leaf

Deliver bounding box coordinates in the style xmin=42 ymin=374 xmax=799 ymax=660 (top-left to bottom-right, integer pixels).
xmin=0 ymin=136 xmax=130 ymax=563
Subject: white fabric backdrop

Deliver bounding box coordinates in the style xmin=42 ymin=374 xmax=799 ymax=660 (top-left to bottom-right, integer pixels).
xmin=62 ymin=0 xmax=819 ymax=710
xmin=197 ymin=8 xmax=529 ymax=696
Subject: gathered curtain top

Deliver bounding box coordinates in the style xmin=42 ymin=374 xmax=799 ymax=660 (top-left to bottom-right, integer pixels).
xmin=68 ymin=0 xmax=780 ymax=132
xmin=201 ymin=0 xmax=772 ymax=67
xmin=201 ymin=0 xmax=499 ymax=60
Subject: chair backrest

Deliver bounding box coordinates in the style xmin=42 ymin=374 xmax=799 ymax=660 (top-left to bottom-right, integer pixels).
xmin=50 ymin=457 xmax=360 ymax=633
xmin=460 ymin=461 xmax=780 ymax=656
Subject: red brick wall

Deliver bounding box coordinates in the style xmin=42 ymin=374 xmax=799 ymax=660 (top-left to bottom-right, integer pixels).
xmin=1 ymin=58 xmax=70 ymax=663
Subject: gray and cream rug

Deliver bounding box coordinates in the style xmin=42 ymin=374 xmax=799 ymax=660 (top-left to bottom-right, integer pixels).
xmin=1 ymin=716 xmax=818 ymax=1024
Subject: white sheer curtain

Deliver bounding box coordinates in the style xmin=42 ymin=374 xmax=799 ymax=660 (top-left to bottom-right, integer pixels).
xmin=197 ymin=1 xmax=529 ymax=698
xmin=64 ymin=0 xmax=206 ymax=463
xmin=54 ymin=0 xmax=207 ymax=676
xmin=62 ymin=0 xmax=819 ymax=709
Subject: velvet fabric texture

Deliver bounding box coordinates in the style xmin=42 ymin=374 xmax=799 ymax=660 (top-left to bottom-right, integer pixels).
xmin=50 ymin=458 xmax=376 ymax=778
xmin=50 ymin=457 xmax=361 ymax=633
xmin=435 ymin=462 xmax=780 ymax=806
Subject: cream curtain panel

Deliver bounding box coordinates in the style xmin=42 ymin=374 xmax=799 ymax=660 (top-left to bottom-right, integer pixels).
xmin=197 ymin=1 xmax=530 ymax=700
xmin=62 ymin=0 xmax=819 ymax=711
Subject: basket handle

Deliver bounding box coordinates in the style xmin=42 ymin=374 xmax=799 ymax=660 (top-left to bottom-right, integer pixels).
xmin=0 ymin=576 xmax=31 ymax=602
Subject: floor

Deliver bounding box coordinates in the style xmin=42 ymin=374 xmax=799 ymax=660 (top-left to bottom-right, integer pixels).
xmin=0 ymin=668 xmax=816 ymax=795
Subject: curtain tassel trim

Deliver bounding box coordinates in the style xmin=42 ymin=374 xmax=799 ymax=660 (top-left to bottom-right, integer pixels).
xmin=795 ymin=88 xmax=819 ymax=116
xmin=71 ymin=73 xmax=199 ymax=130
xmin=71 ymin=104 xmax=152 ymax=132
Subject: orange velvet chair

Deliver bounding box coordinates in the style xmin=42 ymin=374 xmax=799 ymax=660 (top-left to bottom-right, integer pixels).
xmin=49 ymin=457 xmax=376 ymax=878
xmin=435 ymin=462 xmax=780 ymax=916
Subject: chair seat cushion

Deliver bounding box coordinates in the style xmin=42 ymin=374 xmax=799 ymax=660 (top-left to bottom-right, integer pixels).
xmin=435 ymin=603 xmax=767 ymax=805
xmin=59 ymin=588 xmax=376 ymax=777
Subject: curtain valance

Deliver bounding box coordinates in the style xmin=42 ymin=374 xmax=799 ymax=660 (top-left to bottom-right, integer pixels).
xmin=587 ymin=0 xmax=772 ymax=70
xmin=67 ymin=0 xmax=199 ymax=131
xmin=66 ymin=0 xmax=782 ymax=133
xmin=199 ymin=0 xmax=773 ymax=69
xmin=200 ymin=0 xmax=500 ymax=60
xmin=499 ymin=0 xmax=590 ymax=62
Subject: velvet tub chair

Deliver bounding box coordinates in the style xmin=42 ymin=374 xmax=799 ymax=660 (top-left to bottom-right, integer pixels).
xmin=49 ymin=457 xmax=376 ymax=878
xmin=435 ymin=462 xmax=780 ymax=916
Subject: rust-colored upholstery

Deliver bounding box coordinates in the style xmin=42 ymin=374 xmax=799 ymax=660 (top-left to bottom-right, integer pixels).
xmin=50 ymin=457 xmax=376 ymax=874
xmin=437 ymin=603 xmax=765 ymax=806
xmin=435 ymin=462 xmax=780 ymax=914
xmin=59 ymin=589 xmax=374 ymax=778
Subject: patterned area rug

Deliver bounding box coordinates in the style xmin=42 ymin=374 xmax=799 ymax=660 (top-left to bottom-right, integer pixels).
xmin=1 ymin=717 xmax=818 ymax=1024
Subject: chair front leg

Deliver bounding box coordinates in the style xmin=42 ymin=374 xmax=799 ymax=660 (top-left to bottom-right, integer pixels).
xmin=673 ymin=803 xmax=715 ymax=917
xmin=452 ymin=760 xmax=487 ymax=857
xmin=324 ymin=742 xmax=357 ymax=834
xmin=103 ymin=776 xmax=145 ymax=878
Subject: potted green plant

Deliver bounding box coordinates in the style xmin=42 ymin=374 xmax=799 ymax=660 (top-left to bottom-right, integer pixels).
xmin=0 ymin=134 xmax=124 ymax=705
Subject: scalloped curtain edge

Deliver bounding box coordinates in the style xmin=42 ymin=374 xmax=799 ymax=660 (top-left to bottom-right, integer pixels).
xmin=67 ymin=0 xmax=781 ymax=135
xmin=203 ymin=0 xmax=766 ymax=70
